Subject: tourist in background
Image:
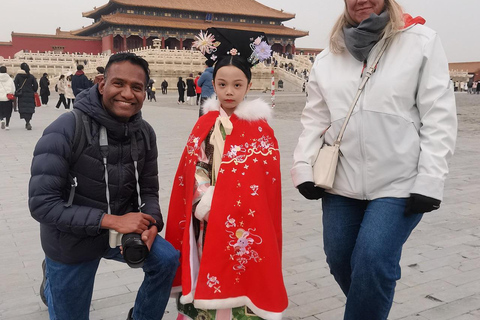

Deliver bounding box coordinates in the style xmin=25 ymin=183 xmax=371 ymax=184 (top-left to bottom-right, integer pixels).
xmin=14 ymin=62 xmax=37 ymax=130
xmin=147 ymin=78 xmax=154 ymax=100
xmin=39 ymin=73 xmax=50 ymax=106
xmin=161 ymin=79 xmax=168 ymax=94
xmin=65 ymin=75 xmax=75 ymax=109
xmin=177 ymin=76 xmax=185 ymax=104
xmin=0 ymin=66 xmax=15 ymax=130
xmin=186 ymin=73 xmax=196 ymax=105
xmin=72 ymin=65 xmax=92 ymax=96
xmin=93 ymin=66 xmax=104 ymax=85
xmin=55 ymin=75 xmax=68 ymax=110
xmin=197 ymin=59 xmax=215 ymax=116
xmin=194 ymin=72 xmax=202 ymax=105
xmin=148 ymin=85 xmax=157 ymax=102
xmin=291 ymin=0 xmax=457 ymax=319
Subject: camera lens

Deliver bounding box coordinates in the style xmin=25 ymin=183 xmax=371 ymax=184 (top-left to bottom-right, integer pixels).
xmin=121 ymin=233 xmax=149 ymax=268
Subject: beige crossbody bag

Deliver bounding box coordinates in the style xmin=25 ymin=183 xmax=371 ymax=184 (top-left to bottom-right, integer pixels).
xmin=313 ymin=37 xmax=392 ymax=189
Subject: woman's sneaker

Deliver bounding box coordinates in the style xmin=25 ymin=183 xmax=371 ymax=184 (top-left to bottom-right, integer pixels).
xmin=1 ymin=120 xmax=5 ymax=129
xmin=26 ymin=123 xmax=32 ymax=130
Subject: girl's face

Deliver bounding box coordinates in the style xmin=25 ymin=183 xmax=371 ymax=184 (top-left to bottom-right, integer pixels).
xmin=346 ymin=0 xmax=385 ymax=24
xmin=213 ymin=65 xmax=252 ymax=116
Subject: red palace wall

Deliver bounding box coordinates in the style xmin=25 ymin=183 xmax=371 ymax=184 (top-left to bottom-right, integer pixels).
xmin=0 ymin=35 xmax=102 ymax=58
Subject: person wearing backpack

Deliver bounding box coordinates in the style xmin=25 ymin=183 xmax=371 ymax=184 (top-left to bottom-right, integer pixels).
xmin=29 ymin=53 xmax=179 ymax=320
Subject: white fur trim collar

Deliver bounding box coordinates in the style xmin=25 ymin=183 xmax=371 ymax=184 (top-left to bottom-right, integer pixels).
xmin=202 ymin=98 xmax=273 ymax=122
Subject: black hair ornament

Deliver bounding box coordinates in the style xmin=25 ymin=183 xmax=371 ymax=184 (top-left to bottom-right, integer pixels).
xmin=192 ymin=27 xmax=272 ymax=67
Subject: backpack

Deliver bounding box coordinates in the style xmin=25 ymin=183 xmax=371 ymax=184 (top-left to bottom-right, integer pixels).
xmin=64 ymin=109 xmax=151 ymax=207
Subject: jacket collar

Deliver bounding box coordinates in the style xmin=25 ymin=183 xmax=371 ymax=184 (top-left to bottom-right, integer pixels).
xmin=202 ymin=98 xmax=273 ymax=122
xmin=73 ymin=84 xmax=143 ymax=141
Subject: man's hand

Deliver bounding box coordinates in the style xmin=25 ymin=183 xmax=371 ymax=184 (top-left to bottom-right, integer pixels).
xmin=404 ymin=193 xmax=441 ymax=216
xmin=101 ymin=212 xmax=156 ymax=234
xmin=297 ymin=181 xmax=325 ymax=200
xmin=141 ymin=225 xmax=158 ymax=251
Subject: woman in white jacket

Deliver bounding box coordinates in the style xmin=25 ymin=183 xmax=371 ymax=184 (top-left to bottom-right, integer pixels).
xmin=291 ymin=0 xmax=457 ymax=319
xmin=54 ymin=74 xmax=68 ymax=109
xmin=0 ymin=66 xmax=15 ymax=130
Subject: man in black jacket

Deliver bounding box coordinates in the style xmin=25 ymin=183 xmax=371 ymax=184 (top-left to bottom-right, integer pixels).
xmin=71 ymin=64 xmax=93 ymax=96
xmin=29 ymin=53 xmax=179 ymax=320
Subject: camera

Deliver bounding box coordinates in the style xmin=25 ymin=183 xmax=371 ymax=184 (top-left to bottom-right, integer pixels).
xmin=109 ymin=230 xmax=149 ymax=268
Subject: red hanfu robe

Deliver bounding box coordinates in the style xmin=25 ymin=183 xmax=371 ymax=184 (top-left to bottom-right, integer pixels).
xmin=166 ymin=98 xmax=288 ymax=319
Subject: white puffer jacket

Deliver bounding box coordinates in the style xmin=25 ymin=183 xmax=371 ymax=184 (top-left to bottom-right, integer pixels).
xmin=0 ymin=73 xmax=15 ymax=102
xmin=291 ymin=23 xmax=457 ymax=201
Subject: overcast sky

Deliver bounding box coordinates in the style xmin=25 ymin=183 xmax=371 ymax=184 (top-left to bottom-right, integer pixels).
xmin=0 ymin=0 xmax=477 ymax=63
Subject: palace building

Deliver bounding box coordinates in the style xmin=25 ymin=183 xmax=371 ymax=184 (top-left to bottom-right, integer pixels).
xmin=0 ymin=0 xmax=308 ymax=58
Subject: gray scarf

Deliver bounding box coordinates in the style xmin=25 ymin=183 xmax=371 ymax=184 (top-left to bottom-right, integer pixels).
xmin=343 ymin=10 xmax=390 ymax=61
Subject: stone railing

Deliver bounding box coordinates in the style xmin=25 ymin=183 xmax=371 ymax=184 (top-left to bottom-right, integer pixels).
xmin=0 ymin=47 xmax=309 ymax=91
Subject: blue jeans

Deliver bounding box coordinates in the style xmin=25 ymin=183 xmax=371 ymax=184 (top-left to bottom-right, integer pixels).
xmin=43 ymin=235 xmax=179 ymax=320
xmin=322 ymin=194 xmax=422 ymax=320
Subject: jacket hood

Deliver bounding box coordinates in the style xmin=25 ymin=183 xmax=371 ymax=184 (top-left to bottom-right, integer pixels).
xmin=0 ymin=73 xmax=12 ymax=83
xmin=73 ymin=85 xmax=143 ymax=141
xmin=403 ymin=14 xmax=426 ymax=29
xmin=202 ymin=98 xmax=273 ymax=122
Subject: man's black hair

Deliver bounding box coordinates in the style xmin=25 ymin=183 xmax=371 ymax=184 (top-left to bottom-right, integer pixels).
xmin=213 ymin=55 xmax=252 ymax=83
xmin=104 ymin=52 xmax=150 ymax=86
xmin=77 ymin=65 xmax=84 ymax=71
xmin=205 ymin=59 xmax=215 ymax=68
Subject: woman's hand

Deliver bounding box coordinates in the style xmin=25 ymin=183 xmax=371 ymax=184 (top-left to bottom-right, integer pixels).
xmin=404 ymin=193 xmax=441 ymax=216
xmin=297 ymin=181 xmax=325 ymax=200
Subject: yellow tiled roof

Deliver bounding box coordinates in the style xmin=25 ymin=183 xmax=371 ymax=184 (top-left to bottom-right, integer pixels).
xmin=83 ymin=0 xmax=295 ymax=20
xmin=73 ymin=13 xmax=308 ymax=37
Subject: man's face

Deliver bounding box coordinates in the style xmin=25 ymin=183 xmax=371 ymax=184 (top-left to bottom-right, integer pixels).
xmin=98 ymin=61 xmax=146 ymax=122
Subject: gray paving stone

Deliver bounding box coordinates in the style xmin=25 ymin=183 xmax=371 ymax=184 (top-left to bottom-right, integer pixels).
xmin=1 ymin=92 xmax=479 ymax=319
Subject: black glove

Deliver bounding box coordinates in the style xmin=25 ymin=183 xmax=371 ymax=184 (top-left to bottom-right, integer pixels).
xmin=297 ymin=181 xmax=325 ymax=200
xmin=404 ymin=193 xmax=441 ymax=216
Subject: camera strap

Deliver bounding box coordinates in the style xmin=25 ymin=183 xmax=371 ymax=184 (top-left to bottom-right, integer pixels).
xmin=99 ymin=126 xmax=143 ymax=216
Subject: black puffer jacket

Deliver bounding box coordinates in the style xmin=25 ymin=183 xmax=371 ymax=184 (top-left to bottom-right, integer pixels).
xmin=14 ymin=70 xmax=38 ymax=115
xmin=29 ymin=85 xmax=162 ymax=264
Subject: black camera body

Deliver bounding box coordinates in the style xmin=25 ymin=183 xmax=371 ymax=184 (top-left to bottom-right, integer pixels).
xmin=121 ymin=233 xmax=150 ymax=268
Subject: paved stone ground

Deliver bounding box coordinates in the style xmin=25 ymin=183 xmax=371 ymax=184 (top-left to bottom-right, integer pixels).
xmin=0 ymin=91 xmax=479 ymax=320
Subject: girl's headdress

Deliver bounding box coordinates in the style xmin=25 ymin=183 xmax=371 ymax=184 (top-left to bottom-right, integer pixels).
xmin=193 ymin=27 xmax=272 ymax=67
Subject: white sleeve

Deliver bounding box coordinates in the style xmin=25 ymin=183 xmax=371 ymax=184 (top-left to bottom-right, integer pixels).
xmin=290 ymin=60 xmax=332 ymax=187
xmin=410 ymin=33 xmax=457 ymax=201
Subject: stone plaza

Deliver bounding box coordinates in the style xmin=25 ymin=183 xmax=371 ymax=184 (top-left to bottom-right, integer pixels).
xmin=0 ymin=91 xmax=479 ymax=319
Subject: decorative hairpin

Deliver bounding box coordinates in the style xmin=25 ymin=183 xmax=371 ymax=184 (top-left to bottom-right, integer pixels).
xmin=228 ymin=48 xmax=239 ymax=56
xmin=192 ymin=30 xmax=218 ymax=55
xmin=248 ymin=36 xmax=272 ymax=65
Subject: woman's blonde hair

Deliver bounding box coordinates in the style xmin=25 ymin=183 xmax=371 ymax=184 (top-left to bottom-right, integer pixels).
xmin=329 ymin=0 xmax=405 ymax=54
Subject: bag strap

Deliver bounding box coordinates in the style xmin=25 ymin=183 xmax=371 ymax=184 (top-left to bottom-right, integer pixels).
xmin=335 ymin=37 xmax=392 ymax=145
xmin=65 ymin=109 xmax=91 ymax=208
xmin=18 ymin=78 xmax=27 ymax=90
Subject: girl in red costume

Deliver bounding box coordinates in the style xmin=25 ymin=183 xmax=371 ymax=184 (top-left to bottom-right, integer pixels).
xmin=166 ymin=28 xmax=287 ymax=320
